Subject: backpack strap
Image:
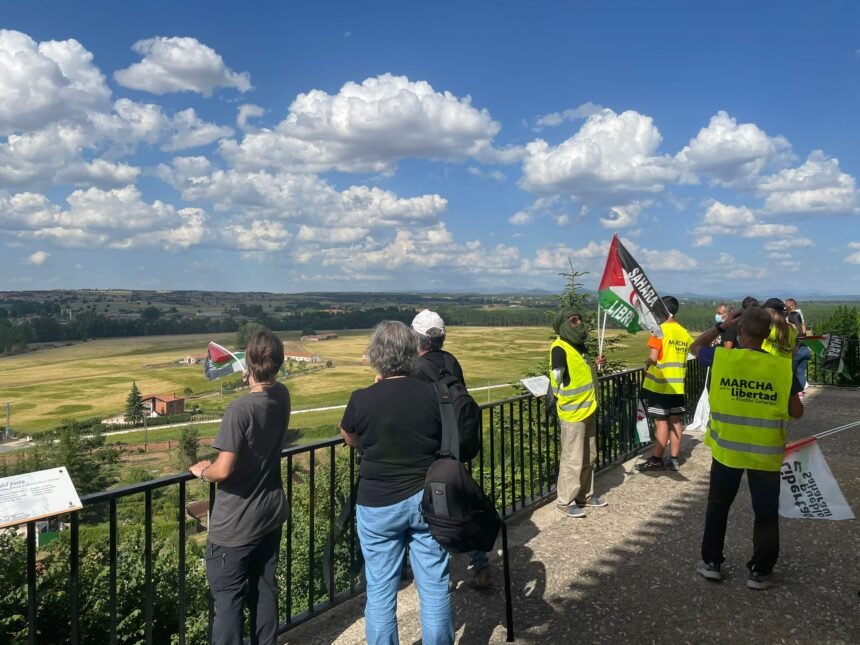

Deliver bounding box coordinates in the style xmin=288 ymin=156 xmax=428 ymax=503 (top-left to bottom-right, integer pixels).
xmin=432 ymin=381 xmax=460 ymax=460
xmin=417 ymin=356 xmax=442 ymax=383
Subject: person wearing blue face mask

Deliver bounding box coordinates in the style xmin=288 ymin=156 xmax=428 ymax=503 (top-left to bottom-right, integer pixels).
xmin=712 ymin=303 xmax=730 ymax=347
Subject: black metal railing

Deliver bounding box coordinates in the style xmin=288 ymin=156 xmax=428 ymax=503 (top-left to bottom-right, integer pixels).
xmin=807 ymin=338 xmax=860 ymax=386
xmin=6 ymin=362 xmax=708 ymax=643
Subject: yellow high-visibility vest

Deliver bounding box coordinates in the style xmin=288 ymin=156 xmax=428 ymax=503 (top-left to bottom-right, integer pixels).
xmin=643 ymin=321 xmax=693 ymax=395
xmin=706 ymin=348 xmax=792 ymax=471
xmin=762 ymin=325 xmax=797 ymax=361
xmin=548 ymin=338 xmax=597 ymax=423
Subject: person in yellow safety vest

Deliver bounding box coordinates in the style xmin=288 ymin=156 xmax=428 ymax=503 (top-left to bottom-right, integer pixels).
xmin=549 ymin=307 xmax=606 ymax=519
xmin=636 ymin=296 xmax=694 ymax=473
xmin=689 ymin=307 xmax=804 ymax=590
xmin=761 ymin=297 xmax=798 ymax=362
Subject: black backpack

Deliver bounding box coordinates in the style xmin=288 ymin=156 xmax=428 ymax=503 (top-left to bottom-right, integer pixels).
xmin=417 ymin=357 xmax=481 ymax=462
xmin=421 ymin=380 xmax=501 ymax=554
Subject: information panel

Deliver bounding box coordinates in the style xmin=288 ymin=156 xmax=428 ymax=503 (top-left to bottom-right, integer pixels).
xmin=0 ymin=467 xmax=83 ymax=528
xmin=520 ymin=375 xmax=550 ymax=397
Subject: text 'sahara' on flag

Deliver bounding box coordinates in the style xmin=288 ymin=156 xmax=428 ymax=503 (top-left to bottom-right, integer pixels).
xmin=598 ymin=234 xmax=669 ymax=337
xmin=801 ymin=334 xmax=849 ymax=377
xmin=203 ymin=342 xmax=246 ymax=381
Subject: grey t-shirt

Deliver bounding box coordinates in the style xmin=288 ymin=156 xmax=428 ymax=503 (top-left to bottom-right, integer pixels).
xmin=208 ymin=382 xmax=290 ymax=546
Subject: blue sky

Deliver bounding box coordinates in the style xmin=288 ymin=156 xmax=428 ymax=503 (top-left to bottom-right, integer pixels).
xmin=1 ymin=1 xmax=859 ymax=295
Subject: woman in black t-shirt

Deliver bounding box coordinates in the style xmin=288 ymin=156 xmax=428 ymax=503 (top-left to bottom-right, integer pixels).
xmin=340 ymin=321 xmax=453 ymax=644
xmin=189 ymin=329 xmax=289 ymax=645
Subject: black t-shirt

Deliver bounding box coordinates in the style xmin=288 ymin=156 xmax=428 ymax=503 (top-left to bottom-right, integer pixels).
xmin=720 ymin=325 xmax=739 ymax=348
xmin=340 ymin=377 xmax=442 ymax=507
xmin=414 ymin=349 xmax=467 ymax=387
xmin=787 ymin=310 xmax=804 ymax=330
xmin=209 ymin=382 xmax=290 ymax=546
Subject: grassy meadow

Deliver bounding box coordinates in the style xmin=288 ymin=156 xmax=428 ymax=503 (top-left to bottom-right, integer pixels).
xmin=0 ymin=325 xmax=664 ymax=437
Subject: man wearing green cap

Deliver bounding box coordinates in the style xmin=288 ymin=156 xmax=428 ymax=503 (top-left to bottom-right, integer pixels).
xmin=549 ymin=307 xmax=607 ymax=518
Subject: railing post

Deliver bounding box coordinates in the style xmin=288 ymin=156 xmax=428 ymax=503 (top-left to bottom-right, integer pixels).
xmin=308 ymin=449 xmax=316 ymax=614
xmin=328 ymin=445 xmax=336 ymax=604
xmin=286 ymin=454 xmax=293 ymax=623
xmin=70 ymin=512 xmax=80 ymax=645
xmin=109 ymin=498 xmax=117 ymax=645
xmin=27 ymin=521 xmax=36 ymax=645
xmin=178 ymin=480 xmax=186 ymax=645
xmin=145 ymin=490 xmax=153 ymax=645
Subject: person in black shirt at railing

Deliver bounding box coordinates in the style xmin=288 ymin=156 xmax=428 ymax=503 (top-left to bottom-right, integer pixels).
xmin=339 ymin=321 xmax=454 ymax=645
xmin=189 ymin=329 xmax=290 ymax=645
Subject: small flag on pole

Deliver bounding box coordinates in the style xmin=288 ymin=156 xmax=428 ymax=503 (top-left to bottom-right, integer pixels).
xmin=598 ymin=234 xmax=669 ymax=337
xmin=203 ymin=342 xmax=246 ymax=381
xmin=635 ymin=399 xmax=651 ymax=443
xmin=801 ymin=334 xmax=849 ymax=377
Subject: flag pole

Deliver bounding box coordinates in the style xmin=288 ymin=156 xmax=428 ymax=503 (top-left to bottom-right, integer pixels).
xmin=597 ymin=300 xmax=603 ymax=354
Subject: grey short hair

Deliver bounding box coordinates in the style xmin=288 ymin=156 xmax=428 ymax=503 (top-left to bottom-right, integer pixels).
xmin=416 ymin=327 xmax=445 ymax=352
xmin=368 ymin=321 xmax=418 ymax=378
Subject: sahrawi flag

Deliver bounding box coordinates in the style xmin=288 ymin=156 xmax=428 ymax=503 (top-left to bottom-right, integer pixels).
xmin=204 ymin=342 xmax=246 ymax=381
xmin=598 ymin=234 xmax=669 ymax=337
xmin=801 ymin=334 xmax=849 ymax=377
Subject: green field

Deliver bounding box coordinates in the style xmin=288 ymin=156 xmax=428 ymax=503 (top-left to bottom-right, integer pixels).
xmin=0 ymin=326 xmax=664 ymax=436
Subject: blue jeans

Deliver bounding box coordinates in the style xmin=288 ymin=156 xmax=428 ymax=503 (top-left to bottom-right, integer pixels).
xmin=357 ymin=489 xmax=454 ymax=645
xmin=793 ymin=344 xmax=811 ymax=388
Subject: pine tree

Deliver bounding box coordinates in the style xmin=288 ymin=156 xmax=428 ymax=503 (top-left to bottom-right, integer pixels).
xmin=177 ymin=426 xmax=199 ymax=469
xmin=124 ymin=381 xmax=145 ymax=425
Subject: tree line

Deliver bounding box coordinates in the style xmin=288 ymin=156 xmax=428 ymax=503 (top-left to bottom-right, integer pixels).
xmin=0 ymin=305 xmax=555 ymax=353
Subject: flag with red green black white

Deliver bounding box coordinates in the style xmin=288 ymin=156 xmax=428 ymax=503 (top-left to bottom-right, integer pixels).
xmin=598 ymin=234 xmax=669 ymax=338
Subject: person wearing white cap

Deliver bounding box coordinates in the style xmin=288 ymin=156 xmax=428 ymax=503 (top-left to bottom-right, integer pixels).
xmin=411 ymin=309 xmax=466 ymax=385
xmin=411 ymin=309 xmax=492 ymax=590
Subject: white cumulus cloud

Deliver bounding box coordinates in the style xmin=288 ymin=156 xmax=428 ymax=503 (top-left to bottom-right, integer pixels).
xmin=162 ymin=108 xmax=234 ymax=151
xmin=222 ymin=219 xmax=290 ymax=252
xmin=0 ymin=192 xmax=60 ymax=230
xmin=54 ymin=159 xmax=140 ymax=187
xmin=757 ymin=150 xmax=860 ymax=215
xmin=599 ymin=200 xmax=649 ymax=230
xmin=0 ymin=30 xmax=110 ymax=134
xmin=114 ymin=36 xmax=251 ymax=96
xmin=535 ymin=102 xmax=604 ymax=128
xmin=219 ymin=74 xmax=516 ymax=173
xmin=520 ymin=108 xmax=678 ymax=198
xmin=693 ymin=200 xmax=796 ymax=240
xmin=25 ymin=250 xmax=49 ymax=265
xmin=160 ymin=161 xmax=448 ymax=229
xmin=675 ymin=111 xmax=792 ymax=185
xmin=237 ymin=104 xmax=265 ymax=131
xmin=764 ymin=238 xmax=814 ymax=251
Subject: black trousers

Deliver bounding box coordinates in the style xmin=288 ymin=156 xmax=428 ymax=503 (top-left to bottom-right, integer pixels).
xmin=701 ymin=459 xmax=780 ymax=574
xmin=206 ymin=528 xmax=282 ymax=645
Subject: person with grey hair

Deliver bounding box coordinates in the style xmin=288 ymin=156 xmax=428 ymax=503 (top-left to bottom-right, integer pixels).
xmin=339 ymin=321 xmax=454 ymax=644
xmin=411 ymin=309 xmax=492 ymax=590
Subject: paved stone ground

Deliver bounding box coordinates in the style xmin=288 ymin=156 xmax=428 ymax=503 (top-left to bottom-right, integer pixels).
xmin=283 ymin=385 xmax=860 ymax=644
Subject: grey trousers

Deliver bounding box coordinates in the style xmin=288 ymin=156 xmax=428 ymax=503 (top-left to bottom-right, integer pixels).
xmin=556 ymin=413 xmax=596 ymax=507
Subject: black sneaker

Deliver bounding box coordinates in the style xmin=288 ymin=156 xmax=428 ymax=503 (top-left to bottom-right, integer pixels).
xmin=668 ymin=457 xmax=680 ymax=471
xmin=747 ymin=569 xmax=784 ymax=590
xmin=636 ymin=457 xmax=664 ymax=472
xmin=696 ymin=560 xmax=722 ymax=582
